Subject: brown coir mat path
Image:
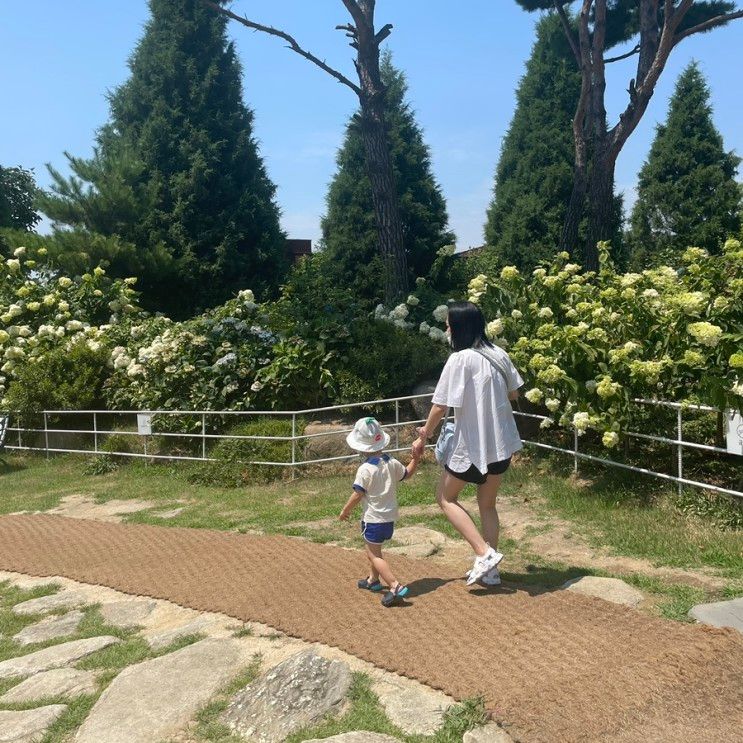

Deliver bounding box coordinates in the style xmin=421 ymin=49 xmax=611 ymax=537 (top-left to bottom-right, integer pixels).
xmin=0 ymin=515 xmax=741 ymax=742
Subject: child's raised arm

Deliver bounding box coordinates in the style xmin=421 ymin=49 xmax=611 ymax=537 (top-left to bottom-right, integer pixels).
xmin=339 ymin=490 xmax=363 ymax=521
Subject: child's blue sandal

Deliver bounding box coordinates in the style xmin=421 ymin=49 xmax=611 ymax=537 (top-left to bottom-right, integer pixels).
xmin=357 ymin=577 xmax=383 ymax=592
xmin=381 ymin=584 xmax=409 ymax=607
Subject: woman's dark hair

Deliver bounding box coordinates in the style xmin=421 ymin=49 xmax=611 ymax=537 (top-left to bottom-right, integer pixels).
xmin=446 ymin=301 xmax=494 ymax=352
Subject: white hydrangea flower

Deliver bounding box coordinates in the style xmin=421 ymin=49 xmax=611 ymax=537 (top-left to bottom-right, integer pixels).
xmin=538 ymin=307 xmax=553 ymax=320
xmin=525 ymin=388 xmax=544 ymax=404
xmin=540 ymin=418 xmax=553 ymax=429
xmin=602 ymin=431 xmax=619 ymax=448
xmin=406 ymin=294 xmax=419 ymax=306
xmin=6 ymin=259 xmax=21 ymax=272
xmin=688 ymin=322 xmax=723 ymax=348
xmin=58 ymin=277 xmax=73 ymax=288
xmin=419 ymin=321 xmax=431 ymax=334
xmin=511 ymin=309 xmax=523 ymax=320
xmin=572 ymin=412 xmax=591 ymax=434
xmin=432 ymin=304 xmax=448 ymax=323
xmin=485 ymin=319 xmax=504 ymax=339
xmin=545 ymin=398 xmax=560 ymax=413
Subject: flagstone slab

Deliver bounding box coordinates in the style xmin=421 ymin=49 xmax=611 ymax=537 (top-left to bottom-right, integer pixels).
xmin=463 ymin=723 xmax=514 ymax=743
xmin=12 ymin=590 xmax=91 ymax=616
xmin=13 ymin=610 xmax=85 ymax=646
xmin=0 ymin=705 xmax=67 ymax=743
xmin=560 ymin=576 xmax=644 ymax=608
xmin=689 ymin=597 xmax=743 ymax=633
xmin=305 ymin=735 xmax=401 ymax=743
xmin=373 ymin=680 xmax=449 ymax=735
xmin=74 ymin=638 xmax=256 ymax=743
xmin=0 ymin=668 xmax=99 ymax=704
xmin=99 ymin=600 xmax=158 ymax=629
xmin=0 ymin=636 xmax=120 ymax=679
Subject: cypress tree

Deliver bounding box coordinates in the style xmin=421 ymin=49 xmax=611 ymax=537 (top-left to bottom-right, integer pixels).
xmin=629 ymin=62 xmax=741 ymax=265
xmin=40 ymin=0 xmax=286 ymax=317
xmin=484 ymin=13 xmax=581 ymax=270
xmin=320 ymin=54 xmax=454 ymax=304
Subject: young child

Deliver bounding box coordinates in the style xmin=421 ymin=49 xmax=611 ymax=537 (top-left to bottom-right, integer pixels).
xmin=339 ymin=417 xmax=420 ymax=607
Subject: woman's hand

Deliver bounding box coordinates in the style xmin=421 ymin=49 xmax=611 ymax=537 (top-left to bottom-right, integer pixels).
xmin=415 ymin=426 xmax=428 ymax=440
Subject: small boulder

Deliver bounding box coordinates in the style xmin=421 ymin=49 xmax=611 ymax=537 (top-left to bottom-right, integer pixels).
xmin=560 ymin=576 xmax=644 ymax=608
xmin=374 ymin=681 xmax=449 ymax=734
xmin=221 ymin=649 xmax=352 ymax=742
xmin=302 ymin=421 xmax=353 ymax=461
xmin=410 ymin=381 xmax=437 ymax=422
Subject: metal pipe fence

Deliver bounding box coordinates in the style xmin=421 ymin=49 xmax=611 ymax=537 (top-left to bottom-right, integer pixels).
xmin=4 ymin=395 xmax=742 ymax=498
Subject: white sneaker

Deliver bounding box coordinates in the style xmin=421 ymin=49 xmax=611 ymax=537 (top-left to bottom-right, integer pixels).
xmin=466 ymin=547 xmax=503 ymax=585
xmin=464 ymin=565 xmax=501 ymax=586
xmin=480 ymin=567 xmax=501 ymax=586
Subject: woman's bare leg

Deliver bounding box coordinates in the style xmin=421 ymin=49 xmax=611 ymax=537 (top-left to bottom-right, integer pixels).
xmin=476 ymin=473 xmax=503 ymax=550
xmin=436 ymin=470 xmax=489 ymax=556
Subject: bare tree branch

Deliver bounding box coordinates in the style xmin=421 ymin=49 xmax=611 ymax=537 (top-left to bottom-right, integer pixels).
xmin=200 ymin=0 xmax=362 ymax=95
xmin=554 ymin=0 xmax=581 ymax=65
xmin=374 ymin=23 xmax=393 ymax=44
xmin=674 ymin=10 xmax=743 ymax=45
xmin=605 ymin=44 xmax=640 ymax=63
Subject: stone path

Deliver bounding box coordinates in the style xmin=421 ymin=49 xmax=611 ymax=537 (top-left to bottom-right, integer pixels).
xmin=0 ymin=570 xmax=477 ymax=743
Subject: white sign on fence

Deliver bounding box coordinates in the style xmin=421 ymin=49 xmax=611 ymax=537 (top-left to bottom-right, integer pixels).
xmin=137 ymin=414 xmax=152 ymax=436
xmin=725 ymin=409 xmax=743 ymax=456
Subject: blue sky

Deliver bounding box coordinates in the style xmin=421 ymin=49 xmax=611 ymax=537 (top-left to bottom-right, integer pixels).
xmin=1 ymin=1 xmax=741 ymax=249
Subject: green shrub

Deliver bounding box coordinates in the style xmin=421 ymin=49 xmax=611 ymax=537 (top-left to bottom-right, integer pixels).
xmin=4 ymin=343 xmax=109 ymax=423
xmin=338 ymin=319 xmax=447 ymax=399
xmin=188 ymin=418 xmax=301 ymax=487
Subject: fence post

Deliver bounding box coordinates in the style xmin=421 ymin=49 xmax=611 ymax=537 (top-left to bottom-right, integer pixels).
xmin=201 ymin=414 xmax=206 ymax=461
xmin=291 ymin=413 xmax=297 ymax=480
xmin=44 ymin=412 xmax=49 ymax=460
xmin=677 ymin=407 xmax=683 ymax=496
xmin=93 ymin=412 xmax=98 ymax=454
xmin=573 ymin=429 xmax=579 ymax=475
xmin=395 ymin=400 xmax=399 ymax=451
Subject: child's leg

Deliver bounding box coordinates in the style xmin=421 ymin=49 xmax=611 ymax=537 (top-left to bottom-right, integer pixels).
xmin=364 ymin=541 xmax=399 ymax=590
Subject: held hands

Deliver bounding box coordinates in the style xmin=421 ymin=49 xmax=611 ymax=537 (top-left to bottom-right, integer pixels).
xmin=411 ymin=436 xmax=426 ymax=460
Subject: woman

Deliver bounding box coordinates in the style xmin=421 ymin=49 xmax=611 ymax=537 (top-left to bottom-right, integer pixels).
xmin=412 ymin=301 xmax=523 ymax=586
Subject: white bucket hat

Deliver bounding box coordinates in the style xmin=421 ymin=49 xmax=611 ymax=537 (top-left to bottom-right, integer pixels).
xmin=346 ymin=417 xmax=390 ymax=453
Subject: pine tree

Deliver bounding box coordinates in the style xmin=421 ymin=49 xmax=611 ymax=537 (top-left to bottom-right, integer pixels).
xmin=40 ymin=0 xmax=286 ymax=317
xmin=320 ymin=54 xmax=455 ymax=304
xmin=629 ymin=62 xmax=741 ymax=265
xmin=485 ymin=13 xmax=624 ymax=271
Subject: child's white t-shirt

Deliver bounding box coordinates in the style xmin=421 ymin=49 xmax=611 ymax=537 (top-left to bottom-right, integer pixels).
xmin=353 ymin=454 xmax=406 ymax=523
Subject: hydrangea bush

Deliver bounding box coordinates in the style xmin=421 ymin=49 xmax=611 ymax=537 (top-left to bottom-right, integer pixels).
xmin=377 ymin=240 xmax=743 ymax=447
xmin=0 ymin=245 xmax=140 ymax=405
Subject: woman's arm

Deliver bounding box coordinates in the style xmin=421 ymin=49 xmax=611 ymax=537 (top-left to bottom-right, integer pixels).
xmin=412 ymin=403 xmax=448 ymax=457
xmin=508 ymin=389 xmax=520 ymax=402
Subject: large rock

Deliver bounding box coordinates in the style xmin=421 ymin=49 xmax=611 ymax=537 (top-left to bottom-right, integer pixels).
xmin=0 ymin=636 xmax=120 ymax=679
xmin=74 ymin=638 xmax=254 ymax=743
xmin=463 ymin=723 xmax=514 ymax=743
xmin=560 ymin=576 xmax=644 ymax=608
xmin=305 ymin=735 xmax=400 ymax=743
xmin=99 ymin=600 xmax=158 ymax=629
xmin=221 ymin=649 xmax=352 ymax=742
xmin=410 ymin=381 xmax=437 ymax=423
xmin=0 ymin=668 xmax=98 ymax=704
xmin=0 ymin=705 xmax=67 ymax=743
xmin=302 ymin=422 xmax=354 ymax=461
xmin=13 ymin=610 xmax=84 ymax=646
xmin=12 ymin=590 xmax=90 ymax=616
xmin=689 ymin=597 xmax=743 ymax=633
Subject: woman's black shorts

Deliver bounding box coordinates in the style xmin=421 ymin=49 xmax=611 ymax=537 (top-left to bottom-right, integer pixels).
xmin=445 ymin=457 xmax=512 ymax=485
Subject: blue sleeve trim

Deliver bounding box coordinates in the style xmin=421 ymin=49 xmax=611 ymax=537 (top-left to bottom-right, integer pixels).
xmin=352 ymin=484 xmax=366 ymax=494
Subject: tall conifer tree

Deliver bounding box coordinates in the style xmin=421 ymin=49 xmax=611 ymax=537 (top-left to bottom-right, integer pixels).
xmin=320 ymin=54 xmax=454 ymax=304
xmin=484 ymin=13 xmax=581 ymax=270
xmin=40 ymin=0 xmax=286 ymax=317
xmin=629 ymin=62 xmax=740 ymax=265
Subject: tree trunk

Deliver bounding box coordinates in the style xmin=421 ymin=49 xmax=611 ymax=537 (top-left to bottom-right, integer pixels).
xmin=559 ymin=163 xmax=587 ymax=255
xmin=584 ymin=146 xmax=616 ymax=272
xmin=358 ymin=97 xmax=408 ymax=303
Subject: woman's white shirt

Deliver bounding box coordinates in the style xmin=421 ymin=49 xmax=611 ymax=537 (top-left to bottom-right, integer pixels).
xmin=431 ymin=346 xmax=523 ymax=473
